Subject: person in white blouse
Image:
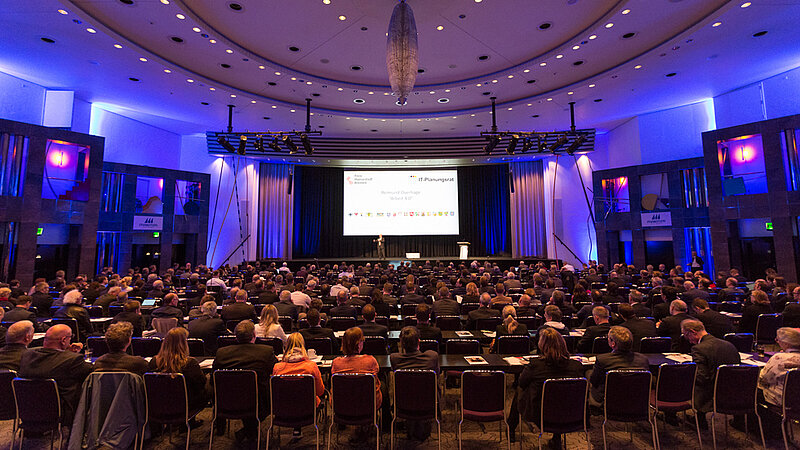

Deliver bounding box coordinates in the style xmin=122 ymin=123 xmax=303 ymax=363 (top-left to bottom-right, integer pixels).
xmin=254 ymin=304 xmax=287 ymax=344
xmin=758 ymin=327 xmax=800 ymax=406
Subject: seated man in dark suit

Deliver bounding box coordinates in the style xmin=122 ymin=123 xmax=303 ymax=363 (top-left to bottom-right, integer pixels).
xmin=0 ymin=320 xmax=34 ymax=370
xmin=415 ymin=304 xmax=442 ymax=343
xmin=274 ymin=290 xmax=299 ymax=321
xmin=4 ymin=296 xmax=39 ymax=328
xmin=52 ymin=289 xmax=93 ymax=341
xmin=188 ymin=301 xmax=228 ymax=355
xmin=490 ymin=283 xmax=513 ymax=307
xmin=94 ymin=286 xmax=120 ymax=316
xmin=150 ymin=293 xmax=184 ymax=323
xmin=577 ymin=306 xmax=613 ymax=353
xmin=589 ymin=326 xmax=649 ymax=406
xmin=358 ymin=304 xmax=389 ymax=338
xmin=329 ymin=290 xmax=357 ymax=319
xmin=18 ymin=324 xmax=94 ymax=425
xmin=431 ymin=286 xmax=460 ymax=318
xmin=93 ymin=322 xmax=147 ymax=375
xmin=515 ymin=294 xmax=537 ymax=317
xmin=299 ymin=309 xmax=338 ymax=353
xmin=466 ymin=293 xmax=501 ymax=330
xmin=31 ymin=282 xmax=54 ymax=317
xmin=112 ymin=300 xmax=146 ymax=337
xmin=400 ymin=283 xmax=425 ymax=305
xmin=220 ymin=290 xmax=257 ymax=323
xmin=258 ymin=281 xmax=280 ymax=304
xmin=682 ymin=280 xmax=710 ymax=306
xmin=618 ymin=304 xmax=657 ymax=351
xmin=692 ymin=298 xmax=733 ymax=338
xmin=682 ymin=319 xmax=741 ymax=429
xmin=390 ymin=326 xmax=440 ymax=442
xmin=628 ymin=290 xmax=652 ymax=318
xmin=657 ymin=300 xmax=693 ymax=352
xmin=213 ymin=320 xmax=278 ymax=443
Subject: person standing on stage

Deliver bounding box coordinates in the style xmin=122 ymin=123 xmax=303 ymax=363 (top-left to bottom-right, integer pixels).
xmin=374 ymin=234 xmax=386 ymax=259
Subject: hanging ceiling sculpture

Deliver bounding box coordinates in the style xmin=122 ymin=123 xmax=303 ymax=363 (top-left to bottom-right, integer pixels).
xmin=386 ymin=0 xmax=418 ymax=106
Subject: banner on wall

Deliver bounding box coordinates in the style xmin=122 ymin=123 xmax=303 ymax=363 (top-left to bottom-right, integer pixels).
xmin=641 ymin=212 xmax=672 ymax=227
xmin=133 ymin=215 xmax=163 ymax=231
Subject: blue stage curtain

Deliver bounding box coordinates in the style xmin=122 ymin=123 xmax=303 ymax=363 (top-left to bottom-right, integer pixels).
xmin=257 ymin=162 xmax=293 ymax=258
xmin=510 ymin=161 xmax=547 ymax=257
xmin=291 ymin=165 xmax=511 ymax=259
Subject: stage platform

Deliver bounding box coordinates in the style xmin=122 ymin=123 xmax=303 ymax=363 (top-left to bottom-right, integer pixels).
xmin=254 ymin=257 xmax=559 ymax=272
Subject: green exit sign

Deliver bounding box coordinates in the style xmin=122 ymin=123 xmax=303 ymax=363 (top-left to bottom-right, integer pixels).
xmin=153 ymin=232 xmax=160 ymax=238
xmin=36 ymin=227 xmax=43 ymax=236
xmin=766 ymin=222 xmax=773 ymax=231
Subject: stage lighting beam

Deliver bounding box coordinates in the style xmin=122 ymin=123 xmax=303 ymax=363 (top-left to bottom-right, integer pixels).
xmin=217 ymin=136 xmax=236 ymax=153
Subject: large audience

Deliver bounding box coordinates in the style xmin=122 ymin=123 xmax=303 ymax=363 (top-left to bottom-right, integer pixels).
xmin=0 ymin=259 xmax=799 ymax=448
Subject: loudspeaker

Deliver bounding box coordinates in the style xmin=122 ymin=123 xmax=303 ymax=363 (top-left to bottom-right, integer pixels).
xmin=508 ymin=168 xmax=515 ymax=194
xmin=287 ymin=172 xmax=293 ymax=195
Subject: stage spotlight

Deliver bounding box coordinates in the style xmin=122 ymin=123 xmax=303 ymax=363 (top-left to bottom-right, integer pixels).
xmin=217 ymin=136 xmax=236 ymax=153
xmin=565 ymin=135 xmax=587 ymax=155
xmin=253 ymin=136 xmax=265 ymax=152
xmin=535 ymin=136 xmax=546 ymax=153
xmin=483 ymin=135 xmax=500 ymax=155
xmin=299 ymin=133 xmax=314 ymax=155
xmin=506 ymin=134 xmax=519 ymax=155
xmin=521 ymin=138 xmax=533 ymax=153
xmin=237 ymin=135 xmax=247 ymax=155
xmin=268 ymin=137 xmax=283 ymax=152
xmin=548 ymin=135 xmax=568 ymax=152
xmin=283 ymin=135 xmax=299 ymax=154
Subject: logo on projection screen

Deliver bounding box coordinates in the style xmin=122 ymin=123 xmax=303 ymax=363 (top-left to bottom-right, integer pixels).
xmin=641 ymin=212 xmax=672 ymax=227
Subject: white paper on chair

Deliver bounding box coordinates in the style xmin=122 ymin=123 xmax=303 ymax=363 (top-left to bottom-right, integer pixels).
xmin=503 ymin=356 xmax=527 ymax=366
xmin=481 ymin=331 xmax=496 ymax=338
xmin=198 ymin=359 xmax=214 ymax=369
xmin=464 ymin=356 xmax=488 ymax=365
xmin=334 ymin=331 xmax=345 ymax=338
xmin=455 ymin=331 xmax=473 ymax=338
xmin=664 ymin=353 xmax=693 ymax=363
xmin=741 ymin=357 xmax=767 ymax=367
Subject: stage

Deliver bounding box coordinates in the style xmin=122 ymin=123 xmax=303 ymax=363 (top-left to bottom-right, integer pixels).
xmin=255 ymin=257 xmax=560 ymax=272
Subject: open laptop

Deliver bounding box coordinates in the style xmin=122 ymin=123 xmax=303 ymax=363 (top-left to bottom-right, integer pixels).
xmin=141 ymin=299 xmax=158 ymax=307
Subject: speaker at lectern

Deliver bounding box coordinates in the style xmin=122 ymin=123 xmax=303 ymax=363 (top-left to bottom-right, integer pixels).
xmin=457 ymin=242 xmax=470 ymax=260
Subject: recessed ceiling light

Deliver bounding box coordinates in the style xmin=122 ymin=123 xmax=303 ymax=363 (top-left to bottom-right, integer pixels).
xmin=634 ymin=64 xmax=642 ymax=69
xmin=176 ymin=13 xmax=185 ymax=19
xmin=40 ymin=37 xmax=56 ymax=43
xmin=139 ymin=57 xmax=147 ymax=62
xmin=436 ymin=25 xmax=444 ymax=30
xmin=507 ymin=107 xmax=513 ymax=111
xmin=170 ymin=36 xmax=184 ymax=43
xmin=474 ymin=0 xmax=482 ymax=3
xmin=323 ymin=0 xmax=331 ymax=4
xmin=230 ymin=94 xmax=236 ymax=98
xmin=228 ymin=2 xmax=243 ymax=10
xmin=307 ymin=81 xmax=313 ymax=85
xmin=605 ymin=23 xmax=614 ymax=28
xmin=251 ymin=100 xmax=256 ymax=104
xmin=567 ymin=91 xmax=574 ymax=95
xmin=507 ymin=75 xmax=514 ymax=79
xmin=589 ymin=34 xmax=597 ymax=40
xmin=225 ymin=49 xmax=233 ymax=54
xmin=556 ymin=54 xmax=564 ymax=59
xmin=209 ymin=39 xmax=217 ymax=44
xmin=86 ymin=28 xmax=97 ymax=33
xmin=622 ymin=32 xmax=637 ymax=39
xmin=272 ymin=105 xmax=277 ymax=108
xmin=160 ymin=0 xmax=169 ymax=4
xmin=478 ymin=55 xmax=490 ymax=61
xmin=339 ymin=15 xmax=346 ymax=21
xmin=113 ymin=43 xmax=123 ymax=49
xmin=354 ymin=98 xmax=365 ymax=104
xmin=438 ymin=98 xmax=449 ymax=103
xmin=257 ymin=65 xmax=265 ymax=70
xmin=572 ymin=45 xmax=580 ymax=50
xmin=289 ymin=46 xmax=300 ymax=52
xmin=741 ymin=2 xmax=751 ymax=7
xmin=57 ymin=9 xmax=68 ymax=15
xmin=622 ymin=9 xmax=631 ymax=14
xmin=444 ymin=89 xmax=451 ymax=93
xmin=220 ymin=63 xmax=231 ymax=69
xmin=539 ymin=62 xmax=547 ymax=66
xmin=523 ymin=69 xmax=530 ymax=73
xmin=337 ymin=87 xmax=344 ymax=91
xmin=476 ymin=83 xmax=482 ymax=87
xmin=187 ymin=79 xmax=194 ymax=83
xmin=753 ymin=30 xmax=768 ymax=37
xmin=538 ymin=22 xmax=552 ymax=30
xmin=163 ymin=69 xmax=171 ymax=73
xmin=192 ymin=27 xmax=201 ymax=32
xmin=546 ymin=98 xmax=552 ymax=101
xmin=666 ymin=72 xmax=677 ymax=77
xmin=589 ymin=83 xmax=596 ymax=88
xmin=712 ymin=22 xmax=722 ymax=27
xmin=594 ymin=98 xmax=603 ymax=102
xmin=527 ymin=80 xmax=536 ymax=84
xmin=119 ymin=0 xmax=134 ymax=5
xmin=491 ymin=80 xmax=498 ymax=83
xmin=209 ymin=87 xmax=215 ymax=91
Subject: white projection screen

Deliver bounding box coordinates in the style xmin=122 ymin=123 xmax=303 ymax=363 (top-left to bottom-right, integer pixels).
xmin=343 ymin=170 xmax=459 ymax=236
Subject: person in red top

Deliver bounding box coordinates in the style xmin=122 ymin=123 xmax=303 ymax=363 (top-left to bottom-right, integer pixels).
xmin=331 ymin=327 xmax=382 ymax=407
xmin=272 ymin=332 xmax=326 ymax=438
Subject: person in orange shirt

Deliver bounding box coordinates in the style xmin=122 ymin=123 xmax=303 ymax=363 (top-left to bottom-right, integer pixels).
xmin=272 ymin=332 xmax=326 ymax=438
xmin=331 ymin=327 xmax=382 ymax=407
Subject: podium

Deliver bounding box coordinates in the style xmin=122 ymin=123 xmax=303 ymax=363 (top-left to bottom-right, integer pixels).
xmin=457 ymin=242 xmax=470 ymax=260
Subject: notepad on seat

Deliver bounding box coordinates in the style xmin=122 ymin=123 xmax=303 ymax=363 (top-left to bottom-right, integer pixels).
xmin=455 ymin=331 xmax=473 ymax=338
xmin=664 ymin=353 xmax=693 ymax=363
xmin=464 ymin=356 xmax=488 ymax=365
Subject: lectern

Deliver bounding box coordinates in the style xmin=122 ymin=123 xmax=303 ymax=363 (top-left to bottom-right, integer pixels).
xmin=457 ymin=242 xmax=470 ymax=260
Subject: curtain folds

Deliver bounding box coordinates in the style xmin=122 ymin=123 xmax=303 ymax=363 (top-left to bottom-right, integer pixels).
xmin=510 ymin=160 xmax=547 ymax=258
xmin=257 ymin=163 xmax=293 ymax=259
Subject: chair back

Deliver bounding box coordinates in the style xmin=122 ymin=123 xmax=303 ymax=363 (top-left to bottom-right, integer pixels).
xmin=375 ymin=316 xmax=389 ymax=327
xmin=475 ymin=317 xmax=502 ymax=330
xmin=51 ymin=318 xmax=80 ymax=341
xmin=401 ymin=303 xmax=419 ymax=317
xmin=516 ymin=316 xmax=540 ymax=329
xmin=213 ymin=370 xmax=259 ymax=420
xmin=151 ymin=317 xmax=178 ymax=338
xmin=497 ymin=335 xmax=531 ymax=354
xmin=540 ymin=378 xmax=588 ymax=434
xmin=131 ymin=337 xmax=162 ymax=357
xmin=446 ymin=339 xmax=481 ymax=354
xmin=278 ymin=316 xmax=293 ymax=333
xmin=87 ymin=305 xmax=103 ymax=318
xmin=714 ymin=364 xmax=760 ymax=415
xmin=86 ymin=336 xmax=110 ymax=357
xmin=331 ymin=373 xmax=376 ymax=425
xmin=329 ymin=317 xmax=356 ymax=331
xmin=13 ymin=378 xmax=61 ymax=431
xmin=563 ymin=335 xmax=579 ymax=353
xmin=756 ymin=314 xmax=783 ymax=344
xmin=461 ymin=370 xmax=504 ymax=421
xmin=144 ymin=373 xmax=189 ymax=424
xmin=639 ymin=337 xmax=671 ymax=353
xmin=460 ymin=303 xmax=479 ymax=315
xmin=187 ymin=338 xmax=205 ymax=356
xmin=297 ymin=318 xmax=310 ymax=329
xmin=257 ymin=337 xmax=284 ymax=355
xmin=419 ymin=340 xmax=439 ymax=353
xmin=0 ymin=370 xmax=16 ymax=420
xmin=723 ymin=333 xmax=754 ymax=352
xmin=305 ymin=337 xmax=333 ymax=355
xmin=225 ymin=320 xmax=239 ymax=334
xmin=403 ymin=316 xmax=418 ymax=327
xmin=592 ymin=336 xmax=612 ymax=354
xmin=719 ymin=301 xmax=743 ymax=313
xmin=654 ymin=363 xmax=696 ymax=405
xmin=270 ymin=374 xmax=317 ymax=427
xmin=393 ymin=370 xmax=437 ymax=420
xmin=361 ymin=336 xmax=387 ymax=355
xmin=435 ymin=315 xmax=461 ymax=331
xmin=109 ymin=305 xmax=123 ymax=317
xmin=604 ymin=370 xmax=652 ymax=422
xmin=783 ymin=368 xmax=800 ymax=421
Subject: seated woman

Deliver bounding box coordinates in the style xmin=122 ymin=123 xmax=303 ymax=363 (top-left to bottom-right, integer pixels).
xmin=272 ymin=332 xmax=326 ymax=437
xmin=740 ymin=290 xmax=774 ymax=334
xmin=331 ymin=327 xmax=382 ymax=408
xmin=254 ymin=304 xmax=288 ymax=344
xmin=491 ymin=305 xmax=529 ymax=353
xmin=146 ymin=327 xmax=208 ymax=413
xmin=758 ymin=327 xmax=800 ymax=407
xmin=507 ymin=327 xmax=584 ymax=444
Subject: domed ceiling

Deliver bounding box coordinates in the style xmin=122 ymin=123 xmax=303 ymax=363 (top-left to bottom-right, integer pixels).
xmin=1 ymin=0 xmax=799 ymax=136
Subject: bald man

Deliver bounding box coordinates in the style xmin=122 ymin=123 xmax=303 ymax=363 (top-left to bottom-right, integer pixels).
xmin=0 ymin=320 xmax=34 ymax=370
xmin=657 ymin=300 xmax=693 ymax=352
xmin=19 ymin=324 xmax=93 ymax=424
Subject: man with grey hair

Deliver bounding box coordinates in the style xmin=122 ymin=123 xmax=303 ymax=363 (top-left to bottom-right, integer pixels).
xmin=577 ymin=306 xmax=612 ymax=353
xmin=188 ymin=301 xmax=227 ymax=355
xmin=95 ymin=286 xmax=121 ymax=316
xmin=53 ymin=289 xmax=93 ymax=341
xmin=31 ymin=281 xmax=53 ymax=317
xmin=275 ymin=289 xmax=299 ymax=320
xmin=221 ymin=289 xmax=256 ymax=322
xmin=0 ymin=320 xmax=34 ymax=370
xmin=657 ymin=299 xmax=692 ymax=352
xmin=759 ymin=327 xmax=800 ymax=406
xmin=589 ymin=326 xmax=649 ymax=405
xmin=466 ymin=293 xmax=501 ymax=330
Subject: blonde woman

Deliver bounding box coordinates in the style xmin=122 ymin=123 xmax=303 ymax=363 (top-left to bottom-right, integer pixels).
xmin=254 ymin=304 xmax=288 ymax=344
xmin=272 ymin=333 xmax=325 ymax=438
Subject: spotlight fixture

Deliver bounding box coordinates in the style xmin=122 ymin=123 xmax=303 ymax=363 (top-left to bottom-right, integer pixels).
xmin=506 ymin=134 xmax=520 ymax=155
xmin=268 ymin=137 xmax=283 ymax=152
xmin=483 ymin=135 xmax=500 ymax=155
xmin=299 ymin=133 xmax=314 ymax=155
xmin=217 ymin=136 xmax=236 ymax=153
xmin=548 ymin=135 xmax=568 ymax=152
xmin=565 ymin=135 xmax=588 ymax=155
xmin=237 ymin=135 xmax=247 ymax=155
xmin=521 ymin=138 xmax=533 ymax=153
xmin=253 ymin=136 xmax=265 ymax=152
xmin=282 ymin=135 xmax=299 ymax=154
